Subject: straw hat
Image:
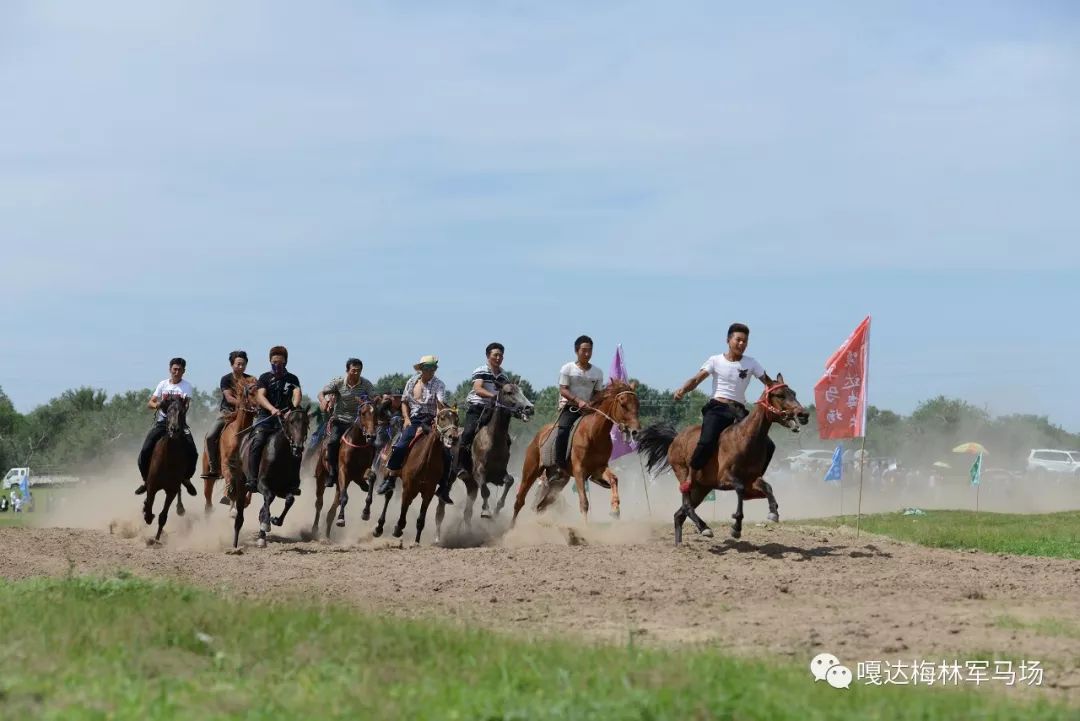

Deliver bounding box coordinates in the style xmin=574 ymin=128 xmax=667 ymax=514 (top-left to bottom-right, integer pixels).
xmin=413 ymin=354 xmax=439 ymax=371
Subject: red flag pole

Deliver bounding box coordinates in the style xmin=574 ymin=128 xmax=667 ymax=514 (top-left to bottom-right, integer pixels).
xmin=856 ymin=317 xmax=871 ymax=538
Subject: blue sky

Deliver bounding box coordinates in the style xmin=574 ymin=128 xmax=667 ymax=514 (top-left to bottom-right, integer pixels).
xmin=3 ymin=2 xmax=1078 ymax=430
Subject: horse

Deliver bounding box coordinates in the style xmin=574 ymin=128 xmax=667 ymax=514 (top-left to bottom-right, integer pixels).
xmin=234 ymin=407 xmax=310 ymax=549
xmin=512 ymin=379 xmax=641 ymax=524
xmin=372 ymin=407 xmax=459 ymax=543
xmin=142 ymin=397 xmax=192 ymax=542
xmin=360 ymin=394 xmax=404 ymax=522
xmin=635 ymin=374 xmax=809 ymax=545
xmin=311 ymin=395 xmax=392 ymax=540
xmin=438 ymin=383 xmax=533 ymax=543
xmin=203 ymin=376 xmax=258 ymax=513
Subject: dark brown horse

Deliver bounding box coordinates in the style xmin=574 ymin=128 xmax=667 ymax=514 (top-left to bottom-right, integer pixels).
xmin=234 ymin=407 xmax=310 ymax=549
xmin=142 ymin=397 xmax=190 ymax=542
xmin=373 ymin=407 xmax=459 ymax=543
xmin=513 ymin=380 xmax=641 ymax=523
xmin=203 ymin=376 xmax=258 ymax=513
xmin=311 ymin=395 xmax=391 ymax=539
xmin=360 ymin=395 xmax=404 ymax=522
xmin=636 ymin=375 xmax=809 ymax=544
xmin=439 ymin=383 xmax=533 ymax=543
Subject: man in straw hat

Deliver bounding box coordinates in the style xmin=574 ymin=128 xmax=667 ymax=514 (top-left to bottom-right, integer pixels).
xmin=377 ymin=354 xmax=456 ymax=505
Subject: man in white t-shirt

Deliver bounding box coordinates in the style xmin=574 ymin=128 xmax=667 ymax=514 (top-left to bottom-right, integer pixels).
xmin=672 ymin=323 xmax=777 ymax=493
xmin=552 ymin=335 xmax=605 ymax=470
xmin=135 ymin=357 xmax=199 ymax=497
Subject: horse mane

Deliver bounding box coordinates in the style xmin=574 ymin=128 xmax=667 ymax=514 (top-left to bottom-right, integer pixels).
xmin=592 ymin=380 xmax=635 ymax=407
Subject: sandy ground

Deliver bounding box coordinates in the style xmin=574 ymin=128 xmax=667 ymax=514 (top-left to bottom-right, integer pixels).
xmin=5 ymin=456 xmax=1080 ymax=703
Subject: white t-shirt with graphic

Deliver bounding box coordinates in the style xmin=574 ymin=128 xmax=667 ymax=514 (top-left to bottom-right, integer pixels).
xmin=558 ymin=362 xmax=604 ymax=410
xmin=152 ymin=379 xmax=194 ymax=422
xmin=700 ymin=354 xmax=766 ymax=404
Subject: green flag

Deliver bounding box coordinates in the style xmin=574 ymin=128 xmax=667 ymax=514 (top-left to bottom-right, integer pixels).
xmin=970 ymin=453 xmax=982 ymax=486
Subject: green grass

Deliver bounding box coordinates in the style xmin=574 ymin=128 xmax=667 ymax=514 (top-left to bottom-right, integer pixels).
xmin=0 ymin=575 xmax=1072 ymax=720
xmin=995 ymin=615 xmax=1080 ymax=640
xmin=805 ymin=510 xmax=1080 ymax=559
xmin=0 ymin=486 xmax=66 ymax=526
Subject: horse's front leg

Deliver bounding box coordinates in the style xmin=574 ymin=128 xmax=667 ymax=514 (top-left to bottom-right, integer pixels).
xmin=155 ymin=489 xmax=177 ymax=542
xmin=495 ymin=474 xmax=514 ymax=515
xmin=272 ymin=493 xmax=295 ymax=526
xmin=143 ymin=487 xmax=156 ymax=526
xmin=337 ymin=482 xmax=350 ymax=527
xmin=753 ymin=477 xmax=779 ymax=522
xmin=479 ymin=481 xmax=492 ymax=520
xmin=176 ymin=492 xmax=186 ymax=518
xmin=571 ymin=463 xmax=590 ymax=523
xmin=600 ymin=467 xmax=620 ymax=519
xmin=203 ymin=475 xmax=215 ymax=513
xmin=311 ymin=473 xmax=325 ymax=539
xmin=373 ymin=481 xmax=393 ymax=537
xmin=257 ymin=494 xmax=273 ymax=548
xmin=462 ymin=476 xmax=479 ymax=528
xmin=731 ymin=478 xmax=746 ymax=539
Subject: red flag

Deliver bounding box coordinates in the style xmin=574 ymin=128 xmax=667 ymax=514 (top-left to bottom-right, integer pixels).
xmin=814 ymin=316 xmax=871 ymax=439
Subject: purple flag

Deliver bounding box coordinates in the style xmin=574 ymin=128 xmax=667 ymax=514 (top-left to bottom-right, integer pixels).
xmin=608 ymin=344 xmax=635 ymax=460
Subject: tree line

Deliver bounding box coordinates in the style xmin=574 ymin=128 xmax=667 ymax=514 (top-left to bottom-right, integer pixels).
xmin=1 ymin=377 xmax=1076 ymax=475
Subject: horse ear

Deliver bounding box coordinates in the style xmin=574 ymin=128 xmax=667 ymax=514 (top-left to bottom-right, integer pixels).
xmin=630 ymin=380 xmax=637 ymax=390
xmin=775 ymin=372 xmax=784 ymax=383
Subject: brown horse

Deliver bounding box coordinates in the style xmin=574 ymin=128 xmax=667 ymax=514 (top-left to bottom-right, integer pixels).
xmin=360 ymin=395 xmax=404 ymax=522
xmin=373 ymin=407 xmax=459 ymax=543
xmin=513 ymin=379 xmax=641 ymax=523
xmin=636 ymin=374 xmax=809 ymax=545
xmin=311 ymin=395 xmax=391 ymax=539
xmin=142 ymin=397 xmax=190 ymax=542
xmin=202 ymin=376 xmax=258 ymax=513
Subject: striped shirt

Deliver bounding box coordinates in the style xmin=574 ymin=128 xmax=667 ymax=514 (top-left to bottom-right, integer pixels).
xmin=465 ymin=365 xmax=510 ymax=407
xmin=402 ymin=374 xmax=448 ymax=420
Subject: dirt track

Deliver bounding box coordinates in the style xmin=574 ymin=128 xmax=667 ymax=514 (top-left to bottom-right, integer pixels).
xmin=5 ymin=506 xmax=1080 ymax=701
xmin=5 ymin=459 xmax=1080 ymax=704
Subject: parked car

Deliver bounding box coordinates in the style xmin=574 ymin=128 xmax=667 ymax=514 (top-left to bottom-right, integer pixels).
xmin=1 ymin=467 xmax=82 ymax=490
xmin=1025 ymin=450 xmax=1080 ymax=478
xmin=784 ymin=449 xmax=836 ymax=473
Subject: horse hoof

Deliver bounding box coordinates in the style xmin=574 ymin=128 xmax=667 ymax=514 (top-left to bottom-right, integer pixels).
xmin=176 ymin=505 xmax=186 ymax=517
xmin=218 ymin=496 xmax=231 ymax=506
xmin=229 ymin=509 xmax=237 ymax=519
xmin=361 ymin=510 xmax=370 ymax=521
xmin=226 ymin=547 xmax=244 ymax=555
xmin=481 ymin=510 xmax=493 ymax=520
xmin=336 ymin=518 xmax=345 ymax=527
xmin=700 ymin=528 xmax=714 ymax=538
xmin=766 ymin=512 xmax=780 ymax=523
xmin=730 ymin=528 xmax=741 ymax=539
xmin=145 ymin=538 xmax=161 ymax=547
xmin=392 ymin=527 xmax=404 ymax=539
xmin=256 ymin=537 xmax=267 ymax=548
xmin=373 ymin=527 xmax=383 ymax=538
xmin=260 ymin=522 xmax=270 ymax=533
xmin=271 ymin=516 xmax=283 ymax=527
xmin=610 ymin=509 xmax=621 ymax=520
xmin=144 ymin=513 xmax=154 ymax=525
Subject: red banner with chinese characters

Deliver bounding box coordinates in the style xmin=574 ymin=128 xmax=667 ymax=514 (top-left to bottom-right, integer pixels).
xmin=814 ymin=316 xmax=871 ymax=439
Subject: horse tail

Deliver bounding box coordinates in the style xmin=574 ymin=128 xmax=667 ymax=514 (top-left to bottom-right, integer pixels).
xmin=635 ymin=423 xmax=677 ymax=475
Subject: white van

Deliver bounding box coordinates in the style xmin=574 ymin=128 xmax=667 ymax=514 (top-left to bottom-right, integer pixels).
xmin=1026 ymin=450 xmax=1080 ymax=478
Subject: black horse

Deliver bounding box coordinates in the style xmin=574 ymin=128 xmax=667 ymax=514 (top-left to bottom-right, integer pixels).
xmin=235 ymin=407 xmax=310 ymax=548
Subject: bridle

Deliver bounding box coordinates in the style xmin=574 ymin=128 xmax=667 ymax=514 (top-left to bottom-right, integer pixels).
xmin=573 ymin=389 xmax=638 ymax=435
xmin=756 ymin=383 xmax=802 ymax=429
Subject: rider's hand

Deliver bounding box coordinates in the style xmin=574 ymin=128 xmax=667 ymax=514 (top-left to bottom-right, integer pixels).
xmin=271 ymin=407 xmax=282 ymax=417
xmin=673 ymin=388 xmax=685 ymax=401
xmin=323 ymin=399 xmax=334 ymax=413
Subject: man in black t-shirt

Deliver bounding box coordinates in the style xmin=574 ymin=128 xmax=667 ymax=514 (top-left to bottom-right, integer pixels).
xmin=202 ymin=350 xmax=254 ymax=481
xmin=246 ymin=345 xmax=302 ymax=494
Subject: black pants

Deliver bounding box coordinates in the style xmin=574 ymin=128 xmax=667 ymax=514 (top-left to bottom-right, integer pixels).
xmin=689 ymin=400 xmax=776 ymax=472
xmin=204 ymin=415 xmax=228 ymax=474
xmin=138 ymin=421 xmax=198 ymax=481
xmin=247 ymin=424 xmax=274 ymax=484
xmin=325 ymin=418 xmax=352 ymax=481
xmin=554 ymin=406 xmax=580 ymax=469
xmin=456 ymin=405 xmax=489 ymax=474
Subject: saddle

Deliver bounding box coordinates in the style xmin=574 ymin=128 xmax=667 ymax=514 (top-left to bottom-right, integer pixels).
xmin=539 ymin=416 xmax=585 ymax=470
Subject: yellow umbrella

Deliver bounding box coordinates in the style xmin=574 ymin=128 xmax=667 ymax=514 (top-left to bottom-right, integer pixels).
xmin=952 ymin=442 xmax=988 ymax=455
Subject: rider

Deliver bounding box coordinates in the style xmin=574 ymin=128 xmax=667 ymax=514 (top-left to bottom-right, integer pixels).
xmin=201 ymin=350 xmax=253 ymax=482
xmin=454 ymin=342 xmax=510 ymax=485
xmin=318 ymin=358 xmax=376 ymax=488
xmin=378 ymin=355 xmax=455 ymax=505
xmin=135 ymin=357 xmax=199 ymax=497
xmin=672 ymin=322 xmax=777 ymax=493
xmin=553 ymin=335 xmax=605 ymax=471
xmin=246 ymin=345 xmax=303 ymax=495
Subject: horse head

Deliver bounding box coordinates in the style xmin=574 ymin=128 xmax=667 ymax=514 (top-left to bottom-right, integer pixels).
xmin=238 ymin=377 xmax=259 ymax=412
xmin=435 ymin=407 xmax=460 ymax=449
xmin=497 ymin=383 xmax=534 ymax=423
xmin=601 ymin=380 xmax=641 ymax=443
xmin=282 ymin=405 xmax=311 ymax=459
xmin=758 ymin=373 xmax=809 ymax=432
xmin=352 ymin=396 xmax=379 ymax=444
xmin=162 ymin=395 xmax=187 ymax=439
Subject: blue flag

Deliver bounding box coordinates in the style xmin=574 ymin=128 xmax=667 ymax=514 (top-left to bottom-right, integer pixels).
xmin=824 ymin=445 xmax=843 ymax=483
xmin=19 ymin=471 xmax=30 ymax=499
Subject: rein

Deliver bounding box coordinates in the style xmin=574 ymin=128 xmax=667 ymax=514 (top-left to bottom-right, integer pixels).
xmin=756 ymin=383 xmax=797 ymax=424
xmin=572 ymin=390 xmax=637 ymax=429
